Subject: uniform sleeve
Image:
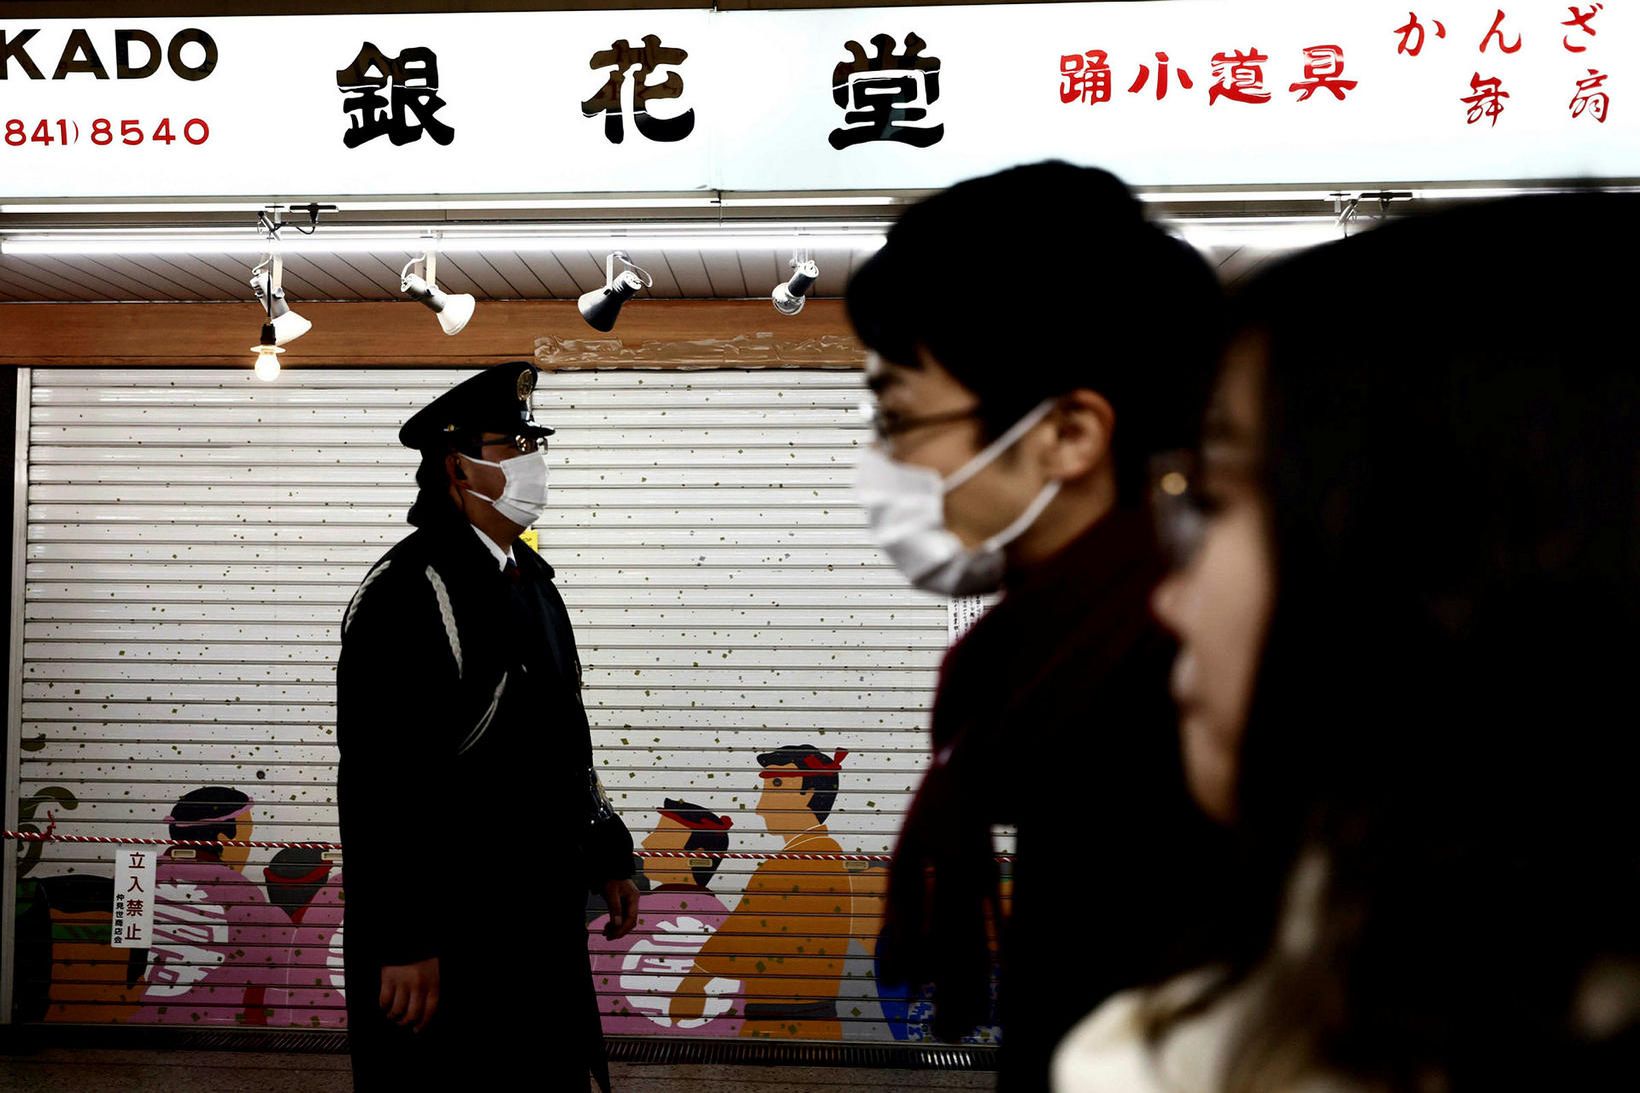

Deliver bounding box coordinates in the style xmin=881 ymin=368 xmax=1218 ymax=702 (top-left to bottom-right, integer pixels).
xmin=336 ymin=561 xmax=460 ymax=966
xmin=583 ymin=773 xmax=635 ymax=891
xmin=554 ymin=593 xmax=633 ymax=892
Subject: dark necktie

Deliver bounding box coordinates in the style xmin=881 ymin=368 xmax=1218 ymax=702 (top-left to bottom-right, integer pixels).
xmin=503 ymin=558 xmax=520 ymax=584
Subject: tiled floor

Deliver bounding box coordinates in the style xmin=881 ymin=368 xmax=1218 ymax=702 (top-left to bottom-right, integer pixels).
xmin=0 ymin=1049 xmax=996 ymax=1093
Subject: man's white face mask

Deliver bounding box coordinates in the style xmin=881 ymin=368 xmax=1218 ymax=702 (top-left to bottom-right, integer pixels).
xmin=463 ymin=449 xmax=551 ymax=528
xmin=853 ymin=399 xmax=1061 ymax=597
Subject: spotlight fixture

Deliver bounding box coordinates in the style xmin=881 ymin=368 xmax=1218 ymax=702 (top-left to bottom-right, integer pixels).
xmin=772 ymin=253 xmax=820 ymax=316
xmin=249 ymin=255 xmax=311 ymax=346
xmin=1332 ymin=190 xmax=1414 ymax=239
xmin=401 ymin=253 xmax=476 ymax=335
xmin=577 ymin=251 xmax=653 ymax=332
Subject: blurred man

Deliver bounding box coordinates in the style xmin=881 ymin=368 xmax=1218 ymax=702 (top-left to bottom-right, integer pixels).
xmin=851 ymin=162 xmax=1231 ymax=1089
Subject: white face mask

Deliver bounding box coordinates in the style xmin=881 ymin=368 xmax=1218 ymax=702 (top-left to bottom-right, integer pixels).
xmin=462 ymin=449 xmax=551 ymax=528
xmin=854 ymin=399 xmax=1062 ymax=596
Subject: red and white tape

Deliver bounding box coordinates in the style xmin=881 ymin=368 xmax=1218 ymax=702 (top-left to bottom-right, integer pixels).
xmin=4 ymin=830 xmax=338 ymax=850
xmin=3 ymin=830 xmax=1015 ymax=863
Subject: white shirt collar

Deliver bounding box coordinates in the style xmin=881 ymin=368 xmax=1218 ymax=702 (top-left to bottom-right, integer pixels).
xmin=469 ymin=523 xmax=517 ymax=572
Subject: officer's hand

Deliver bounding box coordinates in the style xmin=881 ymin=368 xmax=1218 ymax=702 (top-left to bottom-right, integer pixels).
xmin=603 ymin=879 xmax=641 ymax=940
xmin=379 ymin=957 xmax=440 ymax=1033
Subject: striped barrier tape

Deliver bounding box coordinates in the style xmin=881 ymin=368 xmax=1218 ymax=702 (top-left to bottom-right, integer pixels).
xmin=2 ymin=830 xmax=1014 ymax=863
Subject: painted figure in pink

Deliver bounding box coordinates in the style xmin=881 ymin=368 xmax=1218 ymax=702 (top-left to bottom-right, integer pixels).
xmin=263 ymin=848 xmax=347 ymax=1028
xmin=588 ymin=799 xmax=741 ymax=1035
xmin=129 ymin=788 xmax=291 ymax=1026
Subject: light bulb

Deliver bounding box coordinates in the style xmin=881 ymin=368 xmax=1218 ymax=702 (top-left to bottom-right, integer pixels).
xmin=253 ymin=345 xmax=282 ymax=381
xmin=251 ymin=322 xmax=283 ymax=381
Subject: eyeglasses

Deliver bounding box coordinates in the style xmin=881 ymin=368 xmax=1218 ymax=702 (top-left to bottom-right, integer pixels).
xmin=476 ymin=434 xmax=545 ymax=456
xmin=858 ymin=400 xmax=982 ymax=443
xmin=1149 ymin=450 xmax=1210 ymax=571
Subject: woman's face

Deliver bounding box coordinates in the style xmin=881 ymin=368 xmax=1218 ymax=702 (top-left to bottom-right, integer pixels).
xmin=1152 ymin=338 xmax=1275 ymax=825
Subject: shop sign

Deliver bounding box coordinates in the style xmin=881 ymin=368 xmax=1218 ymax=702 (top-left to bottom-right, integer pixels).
xmin=0 ymin=3 xmax=1629 ymax=199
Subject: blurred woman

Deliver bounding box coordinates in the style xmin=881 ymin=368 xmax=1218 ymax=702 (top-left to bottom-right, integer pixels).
xmin=1055 ymin=193 xmax=1640 ymax=1091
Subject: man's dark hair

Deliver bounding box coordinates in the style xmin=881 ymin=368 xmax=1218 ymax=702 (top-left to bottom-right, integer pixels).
xmin=662 ymin=798 xmax=731 ymax=888
xmin=756 ymin=745 xmax=839 ymax=823
xmin=846 ymin=160 xmax=1224 ymax=504
xmin=408 ymin=436 xmax=485 ymax=528
xmin=167 ymin=786 xmax=250 ymax=849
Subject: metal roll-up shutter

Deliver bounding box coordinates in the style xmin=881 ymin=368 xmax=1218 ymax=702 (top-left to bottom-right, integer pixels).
xmin=10 ymin=366 xmax=950 ymax=1042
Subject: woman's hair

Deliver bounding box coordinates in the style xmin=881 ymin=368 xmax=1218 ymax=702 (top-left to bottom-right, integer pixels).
xmin=1165 ymin=192 xmax=1640 ymax=1089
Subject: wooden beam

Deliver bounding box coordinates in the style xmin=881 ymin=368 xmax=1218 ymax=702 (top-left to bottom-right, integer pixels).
xmin=0 ymin=300 xmax=866 ymax=369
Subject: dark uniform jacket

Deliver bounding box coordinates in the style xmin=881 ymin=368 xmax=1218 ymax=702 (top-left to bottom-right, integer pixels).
xmin=880 ymin=508 xmax=1230 ymax=1092
xmin=337 ymin=506 xmax=632 ymax=1090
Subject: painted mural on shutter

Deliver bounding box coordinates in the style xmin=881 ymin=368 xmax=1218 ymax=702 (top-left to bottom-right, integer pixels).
xmin=8 ymin=367 xmax=993 ymax=1043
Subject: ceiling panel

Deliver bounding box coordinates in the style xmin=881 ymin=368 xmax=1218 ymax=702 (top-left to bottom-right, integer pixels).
xmin=348 ymin=253 xmax=417 ymax=296
xmin=302 ymin=254 xmax=391 ymax=299
xmin=0 ymin=270 xmax=52 ymax=300
xmin=141 ymin=254 xmax=245 ymax=300
xmin=1208 ymin=246 xmax=1288 ymax=290
xmin=481 ymin=251 xmax=556 ymax=299
xmin=642 ymin=253 xmax=683 ymax=299
xmin=0 ymin=242 xmax=1279 ymax=303
xmin=736 ymin=249 xmax=782 ymax=301
xmin=697 ymin=249 xmax=748 ymax=297
xmin=663 ymin=249 xmax=715 ymax=298
xmin=0 ymin=258 xmax=100 ymax=301
xmin=83 ymin=255 xmax=195 ymax=301
xmin=30 ymin=256 xmax=133 ymax=299
xmin=0 ymin=239 xmax=1300 ymax=304
xmin=809 ymin=248 xmax=855 ymax=299
xmin=270 ymin=255 xmax=356 ymax=300
xmin=558 ymin=251 xmax=613 ymax=296
xmin=416 ymin=252 xmax=488 ymax=298
xmin=519 ymin=253 xmax=583 ymax=299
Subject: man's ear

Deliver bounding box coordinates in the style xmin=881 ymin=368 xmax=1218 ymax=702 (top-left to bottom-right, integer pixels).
xmin=1040 ymin=389 xmax=1116 ymax=481
xmin=447 ymin=451 xmax=467 ymax=483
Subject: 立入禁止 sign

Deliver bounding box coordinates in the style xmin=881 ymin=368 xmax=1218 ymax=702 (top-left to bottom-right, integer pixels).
xmin=111 ymin=845 xmax=158 ymax=949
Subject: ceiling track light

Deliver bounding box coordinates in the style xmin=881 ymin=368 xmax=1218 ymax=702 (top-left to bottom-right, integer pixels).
xmin=1333 ymin=190 xmax=1413 ymax=238
xmin=245 ymin=205 xmax=335 ymax=381
xmin=248 ymin=229 xmax=289 ymax=382
xmin=249 ymin=254 xmax=312 ymax=347
xmin=578 ymin=251 xmax=652 ymax=332
xmin=772 ymin=249 xmax=820 ymax=316
xmin=401 ymin=252 xmax=476 ymax=336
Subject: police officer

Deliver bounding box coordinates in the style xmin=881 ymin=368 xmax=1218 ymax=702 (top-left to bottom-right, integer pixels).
xmin=337 ymin=362 xmax=639 ymax=1091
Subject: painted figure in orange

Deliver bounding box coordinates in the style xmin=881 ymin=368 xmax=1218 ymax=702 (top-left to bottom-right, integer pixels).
xmin=673 ymin=746 xmax=852 ymax=1040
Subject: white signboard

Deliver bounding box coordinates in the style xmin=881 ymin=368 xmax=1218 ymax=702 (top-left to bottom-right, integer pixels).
xmin=719 ymin=1 xmax=1629 ymax=189
xmin=111 ymin=844 xmax=159 ymax=949
xmin=0 ymin=2 xmax=1629 ymax=199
